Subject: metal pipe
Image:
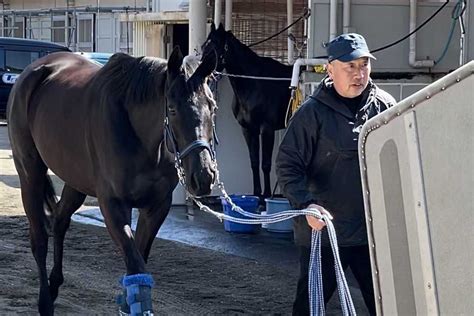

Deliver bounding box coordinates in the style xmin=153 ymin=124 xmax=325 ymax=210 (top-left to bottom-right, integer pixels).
xmin=72 ymin=9 xmax=77 ymax=51
xmin=65 ymin=10 xmax=69 ymax=47
xmin=29 ymin=12 xmax=32 ymax=39
xmin=133 ymin=19 xmax=137 ymax=56
xmin=214 ymin=0 xmax=221 ymax=28
xmin=225 ymin=0 xmax=232 ymax=31
xmin=409 ymin=0 xmax=434 ymax=68
xmin=287 ymin=0 xmax=294 ymax=65
xmin=96 ymin=0 xmax=100 ymax=52
xmin=458 ymin=4 xmax=466 ymax=66
xmin=306 ymin=0 xmax=312 ymax=50
xmin=50 ymin=10 xmax=54 ymax=42
xmin=0 ymin=7 xmax=145 ymax=17
xmin=1 ymin=11 xmax=4 ymax=37
xmin=329 ymin=0 xmax=337 ymax=40
xmin=343 ymin=0 xmax=350 ymax=33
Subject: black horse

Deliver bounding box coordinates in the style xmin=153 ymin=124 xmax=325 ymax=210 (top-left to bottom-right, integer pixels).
xmin=8 ymin=47 xmax=217 ymax=315
xmin=202 ymin=23 xmax=292 ymax=199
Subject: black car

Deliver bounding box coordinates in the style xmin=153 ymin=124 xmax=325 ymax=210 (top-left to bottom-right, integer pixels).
xmin=0 ymin=37 xmax=70 ymax=118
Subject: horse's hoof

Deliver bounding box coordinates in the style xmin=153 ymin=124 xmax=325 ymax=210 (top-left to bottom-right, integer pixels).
xmin=116 ymin=290 xmax=130 ymax=315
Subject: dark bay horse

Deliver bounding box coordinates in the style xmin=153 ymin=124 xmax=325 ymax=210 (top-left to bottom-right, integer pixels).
xmin=202 ymin=23 xmax=292 ymax=199
xmin=8 ymin=47 xmax=217 ymax=315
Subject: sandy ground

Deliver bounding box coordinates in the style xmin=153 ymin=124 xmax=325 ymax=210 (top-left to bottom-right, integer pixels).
xmin=0 ymin=124 xmax=300 ymax=315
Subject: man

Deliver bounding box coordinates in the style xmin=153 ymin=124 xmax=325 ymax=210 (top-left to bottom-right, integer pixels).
xmin=276 ymin=33 xmax=396 ymax=315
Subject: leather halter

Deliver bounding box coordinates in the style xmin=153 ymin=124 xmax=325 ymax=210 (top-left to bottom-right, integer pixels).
xmin=163 ymin=102 xmax=218 ymax=187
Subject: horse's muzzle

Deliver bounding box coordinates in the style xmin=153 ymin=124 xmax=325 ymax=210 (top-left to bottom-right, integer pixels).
xmin=185 ymin=149 xmax=216 ymax=197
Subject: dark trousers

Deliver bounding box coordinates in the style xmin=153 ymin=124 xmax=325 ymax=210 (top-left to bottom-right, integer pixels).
xmin=292 ymin=245 xmax=376 ymax=316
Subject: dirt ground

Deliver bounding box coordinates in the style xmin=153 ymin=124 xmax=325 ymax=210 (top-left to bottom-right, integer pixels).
xmin=0 ymin=124 xmax=299 ymax=315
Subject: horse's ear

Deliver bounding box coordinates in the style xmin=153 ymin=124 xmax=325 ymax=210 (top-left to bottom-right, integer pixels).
xmin=211 ymin=23 xmax=216 ymax=32
xmin=218 ymin=23 xmax=225 ymax=31
xmin=168 ymin=46 xmax=183 ymax=77
xmin=188 ymin=50 xmax=217 ymax=88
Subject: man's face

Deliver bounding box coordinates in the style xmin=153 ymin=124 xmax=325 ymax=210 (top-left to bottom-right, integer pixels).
xmin=326 ymin=57 xmax=371 ymax=98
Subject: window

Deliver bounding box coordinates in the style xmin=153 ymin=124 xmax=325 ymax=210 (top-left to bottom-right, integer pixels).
xmin=78 ymin=19 xmax=92 ymax=43
xmin=13 ymin=21 xmax=24 ymax=38
xmin=119 ymin=21 xmax=133 ymax=54
xmin=120 ymin=21 xmax=133 ymax=44
xmin=52 ymin=20 xmax=65 ymax=43
xmin=5 ymin=50 xmax=40 ymax=73
xmin=1 ymin=18 xmax=23 ymax=38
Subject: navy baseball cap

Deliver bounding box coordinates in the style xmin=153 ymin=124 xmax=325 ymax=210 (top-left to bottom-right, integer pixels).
xmin=326 ymin=33 xmax=376 ymax=62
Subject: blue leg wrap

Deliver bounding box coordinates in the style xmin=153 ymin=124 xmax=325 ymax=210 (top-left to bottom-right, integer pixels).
xmin=121 ymin=274 xmax=154 ymax=315
xmin=116 ymin=288 xmax=130 ymax=314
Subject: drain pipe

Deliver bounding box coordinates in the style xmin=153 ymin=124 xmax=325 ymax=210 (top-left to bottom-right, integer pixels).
xmin=458 ymin=2 xmax=466 ymax=66
xmin=225 ymin=0 xmax=232 ymax=30
xmin=409 ymin=0 xmax=434 ymax=68
xmin=287 ymin=0 xmax=294 ymax=64
xmin=189 ymin=0 xmax=207 ymax=55
xmin=343 ymin=0 xmax=351 ymax=33
xmin=329 ymin=0 xmax=338 ymax=40
xmin=214 ymin=0 xmax=222 ymax=27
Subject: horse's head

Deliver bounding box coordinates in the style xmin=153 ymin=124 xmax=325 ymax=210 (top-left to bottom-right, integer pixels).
xmin=201 ymin=23 xmax=228 ymax=72
xmin=165 ymin=46 xmax=218 ymax=197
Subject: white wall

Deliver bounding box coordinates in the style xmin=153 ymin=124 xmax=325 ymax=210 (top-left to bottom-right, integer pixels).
xmin=309 ymin=0 xmax=466 ymax=73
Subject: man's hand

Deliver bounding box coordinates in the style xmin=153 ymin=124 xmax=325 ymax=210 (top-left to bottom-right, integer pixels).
xmin=305 ymin=204 xmax=333 ymax=231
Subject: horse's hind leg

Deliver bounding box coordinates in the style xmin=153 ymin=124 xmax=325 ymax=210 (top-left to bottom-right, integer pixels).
xmin=242 ymin=127 xmax=262 ymax=197
xmin=13 ymin=155 xmax=53 ymax=315
xmin=49 ymin=185 xmax=86 ymax=302
xmin=261 ymin=125 xmax=275 ymax=198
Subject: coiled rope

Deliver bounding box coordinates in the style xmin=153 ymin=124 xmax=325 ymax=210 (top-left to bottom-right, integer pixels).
xmin=310 ymin=224 xmax=356 ymax=315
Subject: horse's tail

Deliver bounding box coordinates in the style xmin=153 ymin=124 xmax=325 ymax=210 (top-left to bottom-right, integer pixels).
xmin=44 ymin=174 xmax=58 ymax=218
xmin=7 ymin=62 xmax=58 ymax=222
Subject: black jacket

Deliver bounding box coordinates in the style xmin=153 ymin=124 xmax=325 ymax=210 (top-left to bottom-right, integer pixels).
xmin=276 ymin=78 xmax=396 ymax=247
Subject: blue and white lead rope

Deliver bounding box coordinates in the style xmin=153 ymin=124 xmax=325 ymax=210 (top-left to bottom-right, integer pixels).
xmin=191 ymin=182 xmax=357 ymax=316
xmin=309 ymin=220 xmax=357 ymax=316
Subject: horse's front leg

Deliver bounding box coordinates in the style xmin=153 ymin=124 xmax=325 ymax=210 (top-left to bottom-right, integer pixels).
xmin=99 ymin=197 xmax=154 ymax=315
xmin=242 ymin=126 xmax=262 ymax=197
xmin=261 ymin=125 xmax=275 ymax=198
xmin=135 ymin=188 xmax=174 ymax=262
xmin=99 ymin=197 xmax=140 ymax=272
xmin=49 ymin=185 xmax=86 ymax=302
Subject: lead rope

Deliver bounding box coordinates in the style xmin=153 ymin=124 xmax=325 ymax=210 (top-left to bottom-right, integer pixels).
xmin=189 ymin=179 xmax=356 ymax=316
xmin=309 ymin=222 xmax=357 ymax=316
xmin=170 ymin=115 xmax=355 ymax=315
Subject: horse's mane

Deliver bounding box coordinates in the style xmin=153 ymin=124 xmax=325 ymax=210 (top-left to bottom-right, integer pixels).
xmin=94 ymin=53 xmax=167 ymax=106
xmin=182 ymin=54 xmax=217 ymax=110
xmin=182 ymin=55 xmax=200 ymax=80
xmin=94 ymin=52 xmax=216 ymax=111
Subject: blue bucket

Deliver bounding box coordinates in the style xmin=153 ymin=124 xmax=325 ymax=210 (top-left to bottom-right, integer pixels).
xmin=221 ymin=195 xmax=260 ymax=233
xmin=264 ymin=198 xmax=293 ymax=233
